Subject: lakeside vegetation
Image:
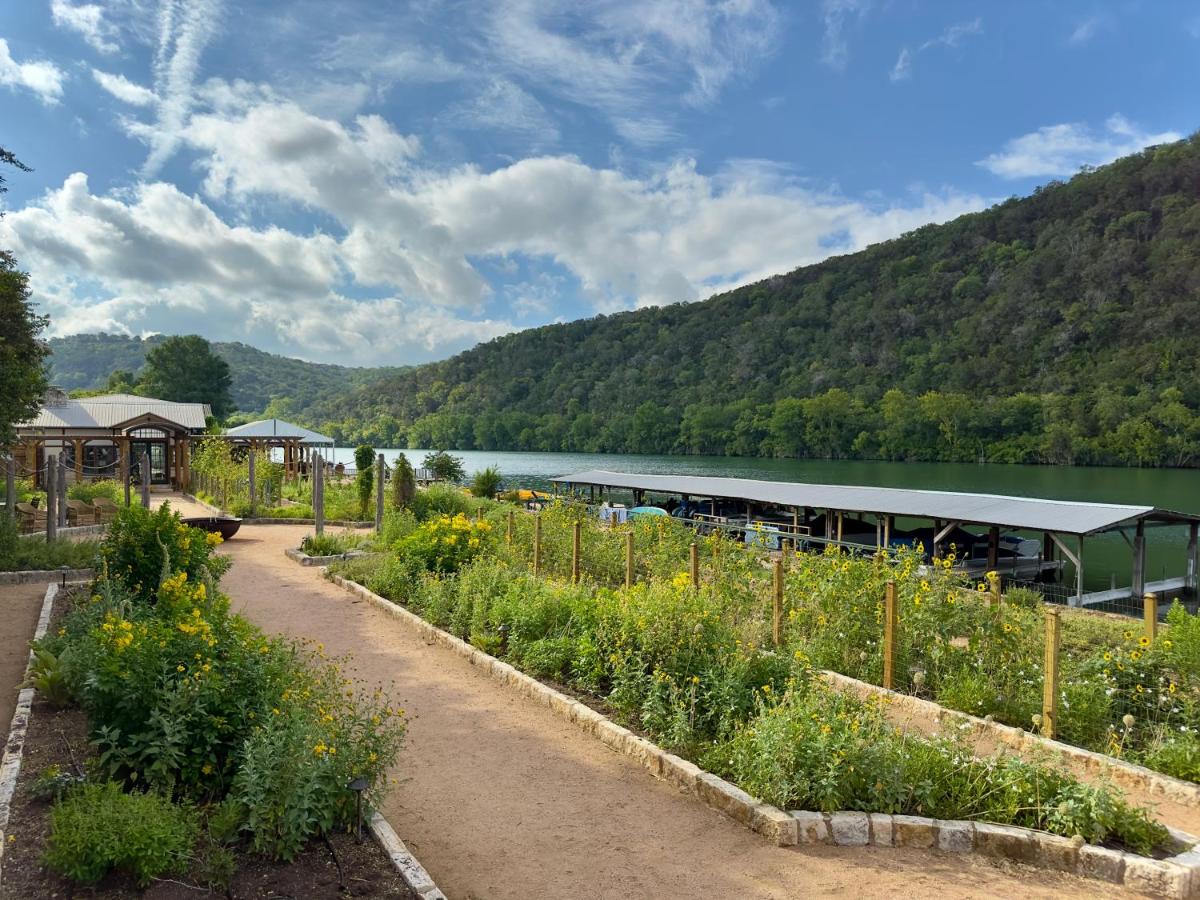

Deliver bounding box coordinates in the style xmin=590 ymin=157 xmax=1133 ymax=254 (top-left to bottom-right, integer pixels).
xmin=327 ymin=491 xmax=1200 ymax=851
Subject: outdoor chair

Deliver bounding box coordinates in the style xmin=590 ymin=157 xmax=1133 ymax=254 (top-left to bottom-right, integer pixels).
xmin=92 ymin=497 xmax=120 ymax=523
xmin=15 ymin=501 xmax=47 ymax=534
xmin=66 ymin=499 xmax=97 ymax=526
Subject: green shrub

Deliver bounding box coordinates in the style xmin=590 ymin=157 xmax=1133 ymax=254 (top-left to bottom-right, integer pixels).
xmin=409 ymin=483 xmax=474 ymax=521
xmin=391 ymin=454 xmax=416 ymax=509
xmin=68 ymin=479 xmax=124 ymax=504
xmin=0 ymin=514 xmax=100 ymax=571
xmin=24 ymin=642 xmax=71 ymax=706
xmin=355 ymin=445 xmax=375 ymax=519
xmin=300 ymin=531 xmax=364 ymax=556
xmin=394 ymin=513 xmax=494 ymax=574
xmin=471 ymin=466 xmax=502 ymax=498
xmin=423 ymin=450 xmax=464 ymax=483
xmin=44 ymin=782 xmax=198 ymax=887
xmin=99 ymin=503 xmax=229 ymax=602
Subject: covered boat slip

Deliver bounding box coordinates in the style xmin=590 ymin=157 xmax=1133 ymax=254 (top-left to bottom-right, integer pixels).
xmin=550 ymin=470 xmax=1200 ymax=611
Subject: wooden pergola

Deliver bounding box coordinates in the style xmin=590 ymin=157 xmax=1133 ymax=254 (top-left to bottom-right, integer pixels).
xmin=221 ymin=418 xmax=335 ymax=480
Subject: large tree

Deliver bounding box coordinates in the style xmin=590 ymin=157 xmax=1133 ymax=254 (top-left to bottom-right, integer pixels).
xmin=0 ymin=147 xmax=48 ymax=446
xmin=139 ymin=334 xmax=234 ymax=418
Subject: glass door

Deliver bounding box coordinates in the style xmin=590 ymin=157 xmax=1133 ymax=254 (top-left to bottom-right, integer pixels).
xmin=129 ymin=440 xmax=169 ymax=484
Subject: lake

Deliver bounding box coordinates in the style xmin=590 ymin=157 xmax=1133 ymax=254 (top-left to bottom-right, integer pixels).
xmin=324 ymin=448 xmax=1200 ymax=595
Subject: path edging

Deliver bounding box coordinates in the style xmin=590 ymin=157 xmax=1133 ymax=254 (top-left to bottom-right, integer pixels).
xmin=821 ymin=670 xmax=1200 ymax=807
xmin=319 ymin=568 xmax=1200 ymax=898
xmin=368 ymin=811 xmax=447 ymax=899
xmin=284 ymin=548 xmax=368 ymax=567
xmin=0 ymin=568 xmax=93 ymax=586
xmin=0 ymin=583 xmax=61 ymax=889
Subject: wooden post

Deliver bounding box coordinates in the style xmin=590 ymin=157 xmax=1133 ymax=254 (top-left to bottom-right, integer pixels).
xmin=4 ymin=455 xmax=14 ymax=520
xmin=883 ymin=515 xmax=892 ymax=551
xmin=1131 ymin=520 xmax=1146 ymax=601
xmin=987 ymin=527 xmax=999 ymax=572
xmin=57 ymin=456 xmax=68 ymax=528
xmin=1042 ymin=607 xmax=1061 ymax=739
xmin=45 ymin=454 xmax=57 ymax=542
xmin=1144 ymin=592 xmax=1158 ymax=642
xmin=248 ymin=451 xmax=257 ymax=517
xmin=772 ymin=558 xmax=783 ymax=646
xmin=506 ymin=509 xmax=514 ymax=544
xmin=690 ymin=542 xmax=699 ymax=588
xmin=882 ymin=580 xmax=897 ymax=690
xmin=140 ymin=452 xmax=150 ymax=508
xmin=121 ymin=441 xmax=131 ymax=506
xmin=572 ymin=521 xmax=582 ymax=584
xmin=375 ymin=453 xmax=385 ymax=533
xmin=988 ymin=571 xmax=1001 ymax=607
xmin=836 ymin=510 xmax=844 ymax=544
xmin=625 ymin=531 xmax=634 ymax=589
xmin=73 ymin=439 xmax=83 ymax=484
xmin=533 ymin=514 xmax=542 ymax=576
xmin=313 ymin=452 xmax=325 ymax=535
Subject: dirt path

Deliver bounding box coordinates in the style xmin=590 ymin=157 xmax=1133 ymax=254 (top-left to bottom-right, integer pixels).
xmin=0 ymin=583 xmax=46 ymax=732
xmin=210 ymin=520 xmax=1134 ymax=900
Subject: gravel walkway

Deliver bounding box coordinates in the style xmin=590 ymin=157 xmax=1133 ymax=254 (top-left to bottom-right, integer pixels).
xmin=205 ymin=513 xmax=1130 ymax=900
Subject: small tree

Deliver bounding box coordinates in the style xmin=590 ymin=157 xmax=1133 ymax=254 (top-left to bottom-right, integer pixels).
xmin=354 ymin=445 xmax=375 ymax=519
xmin=470 ymin=466 xmax=501 ymax=498
xmin=423 ymin=450 xmax=464 ymax=483
xmin=391 ymin=453 xmax=416 ymax=509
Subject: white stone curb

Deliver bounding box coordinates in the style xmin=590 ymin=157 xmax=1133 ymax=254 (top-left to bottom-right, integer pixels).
xmin=0 ymin=568 xmax=93 ymax=586
xmin=313 ymin=566 xmax=1200 ymax=897
xmin=820 ymin=670 xmax=1200 ymax=808
xmin=0 ymin=582 xmax=62 ymax=890
xmin=284 ymin=548 xmax=369 ymax=567
xmin=368 ymin=811 xmax=446 ymax=899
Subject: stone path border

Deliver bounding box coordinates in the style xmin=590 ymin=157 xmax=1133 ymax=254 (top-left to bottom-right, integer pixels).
xmin=317 ymin=566 xmax=1200 ymax=898
xmin=0 ymin=568 xmax=93 ymax=586
xmin=0 ymin=583 xmax=60 ymax=888
xmin=821 ymin=670 xmax=1200 ymax=808
xmin=368 ymin=811 xmax=446 ymax=899
xmin=284 ymin=548 xmax=368 ymax=567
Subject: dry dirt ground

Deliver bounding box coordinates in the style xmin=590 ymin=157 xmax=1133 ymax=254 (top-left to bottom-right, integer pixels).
xmin=176 ymin=504 xmax=1144 ymax=900
xmin=0 ymin=582 xmax=47 ymax=732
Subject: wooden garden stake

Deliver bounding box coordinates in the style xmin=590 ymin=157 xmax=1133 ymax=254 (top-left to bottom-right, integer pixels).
xmin=690 ymin=542 xmax=699 ymax=588
xmin=1042 ymin=607 xmax=1061 ymax=739
xmin=572 ymin=521 xmax=582 ymax=584
xmin=882 ymin=580 xmax=897 ymax=690
xmin=988 ymin=572 xmax=1001 ymax=607
xmin=506 ymin=509 xmax=514 ymax=544
xmin=1144 ymin=593 xmax=1157 ymax=642
xmin=772 ymin=558 xmax=783 ymax=647
xmin=533 ymin=514 xmax=542 ymax=577
xmin=625 ymin=531 xmax=634 ymax=589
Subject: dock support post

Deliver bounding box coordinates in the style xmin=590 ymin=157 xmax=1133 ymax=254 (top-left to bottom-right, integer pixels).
xmin=836 ymin=511 xmax=843 ymax=544
xmin=1075 ymin=536 xmax=1084 ymax=607
xmin=1144 ymin=592 xmax=1158 ymax=642
xmin=883 ymin=516 xmax=893 ymax=551
xmin=1187 ymin=523 xmax=1198 ymax=592
xmin=772 ymin=558 xmax=783 ymax=647
xmin=690 ymin=542 xmax=699 ymax=589
xmin=572 ymin=522 xmax=581 ymax=584
xmin=883 ymin=580 xmax=897 ymax=690
xmin=533 ymin=514 xmax=542 ymax=577
xmin=1131 ymin=520 xmax=1146 ymax=601
xmin=1042 ymin=608 xmax=1061 ymax=739
xmin=625 ymin=532 xmax=634 ymax=589
xmin=987 ymin=527 xmax=999 ymax=572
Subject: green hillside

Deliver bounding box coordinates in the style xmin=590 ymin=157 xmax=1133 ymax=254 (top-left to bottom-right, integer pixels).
xmin=46 ymin=334 xmax=402 ymax=417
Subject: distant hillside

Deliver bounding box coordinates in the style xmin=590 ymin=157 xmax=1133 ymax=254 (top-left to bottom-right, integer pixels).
xmin=307 ymin=135 xmax=1200 ymax=466
xmin=46 ymin=334 xmax=403 ymax=417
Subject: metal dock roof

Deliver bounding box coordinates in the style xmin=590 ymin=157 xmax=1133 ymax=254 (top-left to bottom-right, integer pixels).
xmin=551 ymin=470 xmax=1199 ymax=536
xmin=224 ymin=418 xmax=334 ymax=445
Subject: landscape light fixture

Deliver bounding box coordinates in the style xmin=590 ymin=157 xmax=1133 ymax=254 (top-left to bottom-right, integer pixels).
xmin=59 ymin=564 xmax=70 ymax=587
xmin=348 ymin=776 xmax=370 ymax=842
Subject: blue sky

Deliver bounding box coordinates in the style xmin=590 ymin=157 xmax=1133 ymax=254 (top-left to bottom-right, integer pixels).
xmin=1 ymin=0 xmax=1196 ymax=366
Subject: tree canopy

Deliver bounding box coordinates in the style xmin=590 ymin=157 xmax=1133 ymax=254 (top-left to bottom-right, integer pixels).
xmin=139 ymin=335 xmax=235 ymax=418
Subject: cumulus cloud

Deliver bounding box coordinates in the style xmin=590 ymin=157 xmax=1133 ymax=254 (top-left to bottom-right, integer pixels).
xmin=50 ymin=0 xmax=120 ymax=53
xmin=92 ymin=68 xmax=157 ymax=105
xmin=978 ymin=114 xmax=1182 ymax=179
xmin=0 ymin=37 xmax=67 ymax=104
xmin=4 ymin=95 xmax=989 ymax=363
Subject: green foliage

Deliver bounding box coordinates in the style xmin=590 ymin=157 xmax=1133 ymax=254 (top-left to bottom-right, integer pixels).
xmin=0 ymin=513 xmax=100 ymax=571
xmin=44 ymin=782 xmax=198 ymax=887
xmin=394 ymin=513 xmax=494 ymax=574
xmin=24 ymin=642 xmax=71 ymax=706
xmin=67 ymin=479 xmax=124 ymax=504
xmin=139 ymin=335 xmax=234 ymax=419
xmin=355 ymin=445 xmax=375 ymax=519
xmin=99 ymin=503 xmax=229 ymax=603
xmin=408 ymin=483 xmax=475 ymax=520
xmin=391 ymin=453 xmax=416 ymax=509
xmin=423 ymin=450 xmax=465 ymax=482
xmin=471 ymin=465 xmax=502 ymax=498
xmin=300 ymin=531 xmax=365 ymax=556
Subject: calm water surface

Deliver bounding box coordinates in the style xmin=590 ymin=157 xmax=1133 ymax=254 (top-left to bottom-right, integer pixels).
xmin=325 ymin=449 xmax=1200 ymax=593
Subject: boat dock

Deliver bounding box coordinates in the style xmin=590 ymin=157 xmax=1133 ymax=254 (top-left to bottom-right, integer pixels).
xmin=551 ymin=470 xmax=1200 ymax=611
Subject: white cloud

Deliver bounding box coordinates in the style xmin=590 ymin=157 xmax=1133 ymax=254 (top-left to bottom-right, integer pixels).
xmin=1069 ymin=14 xmax=1111 ymax=45
xmin=820 ymin=0 xmax=870 ymax=70
xmin=891 ymin=18 xmax=982 ymax=82
xmin=0 ymin=38 xmax=67 ymax=104
xmin=978 ymin=114 xmax=1182 ymax=179
xmin=50 ymin=0 xmax=120 ymax=54
xmin=440 ymin=79 xmax=560 ymax=145
xmin=92 ymin=68 xmax=157 ymax=106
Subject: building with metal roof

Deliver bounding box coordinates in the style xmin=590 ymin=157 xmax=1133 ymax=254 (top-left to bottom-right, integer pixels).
xmin=13 ymin=392 xmax=210 ymax=488
xmin=223 ymin=418 xmax=334 ymax=446
xmin=552 ymin=470 xmax=1200 ymax=608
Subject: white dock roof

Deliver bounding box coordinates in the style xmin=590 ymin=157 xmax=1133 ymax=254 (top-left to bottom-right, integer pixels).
xmin=551 ymin=470 xmax=1198 ymax=536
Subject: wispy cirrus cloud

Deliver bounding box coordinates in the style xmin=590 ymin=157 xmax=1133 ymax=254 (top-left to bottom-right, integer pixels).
xmin=50 ymin=0 xmax=120 ymax=54
xmin=92 ymin=68 xmax=157 ymax=106
xmin=820 ymin=0 xmax=870 ymax=70
xmin=1068 ymin=14 xmax=1112 ymax=46
xmin=0 ymin=37 xmax=66 ymax=104
xmin=891 ymin=17 xmax=982 ymax=82
xmin=977 ymin=114 xmax=1181 ymax=179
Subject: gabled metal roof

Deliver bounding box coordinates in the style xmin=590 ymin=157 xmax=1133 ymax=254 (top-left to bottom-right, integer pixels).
xmin=224 ymin=418 xmax=334 ymax=445
xmin=551 ymin=470 xmax=1198 ymax=536
xmin=18 ymin=394 xmax=210 ymax=431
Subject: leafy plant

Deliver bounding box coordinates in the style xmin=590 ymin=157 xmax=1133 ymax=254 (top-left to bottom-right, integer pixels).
xmin=391 ymin=453 xmax=416 ymax=508
xmin=24 ymin=642 xmax=71 ymax=706
xmin=355 ymin=445 xmax=375 ymax=519
xmin=422 ymin=450 xmax=464 ymax=483
xmin=471 ymin=465 xmax=502 ymax=498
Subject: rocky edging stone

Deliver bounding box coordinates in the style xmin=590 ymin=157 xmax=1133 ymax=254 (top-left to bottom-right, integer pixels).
xmin=283 ymin=548 xmax=369 ymax=567
xmin=368 ymin=811 xmax=446 ymax=899
xmin=820 ymin=670 xmax=1200 ymax=809
xmin=317 ymin=569 xmax=1200 ymax=897
xmin=0 ymin=568 xmax=93 ymax=586
xmin=0 ymin=583 xmax=61 ymax=888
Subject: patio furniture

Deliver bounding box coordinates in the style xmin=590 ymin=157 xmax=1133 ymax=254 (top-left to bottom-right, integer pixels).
xmin=15 ymin=501 xmax=47 ymax=533
xmin=66 ymin=499 xmax=97 ymax=526
xmin=92 ymin=497 xmax=121 ymax=523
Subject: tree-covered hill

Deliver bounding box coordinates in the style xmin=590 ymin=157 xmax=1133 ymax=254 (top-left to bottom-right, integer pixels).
xmin=303 ymin=135 xmax=1200 ymax=466
xmin=46 ymin=333 xmax=402 ymax=418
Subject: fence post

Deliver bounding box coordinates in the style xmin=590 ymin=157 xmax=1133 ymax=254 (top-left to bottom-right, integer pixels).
xmin=1143 ymin=592 xmax=1157 ymax=642
xmin=625 ymin=531 xmax=634 ymax=589
xmin=314 ymin=452 xmax=324 ymax=536
xmin=690 ymin=542 xmax=699 ymax=588
xmin=45 ymin=456 xmax=57 ymax=543
xmin=375 ymin=453 xmax=384 ymax=533
xmin=5 ymin=455 xmax=14 ymax=520
xmin=988 ymin=571 xmax=1001 ymax=607
xmin=883 ymin=580 xmax=897 ymax=690
xmin=507 ymin=509 xmax=514 ymax=544
xmin=772 ymin=558 xmax=783 ymax=647
xmin=248 ymin=452 xmax=257 ymax=518
xmin=140 ymin=452 xmax=151 ymax=509
xmin=1042 ymin=607 xmax=1061 ymax=739
xmin=57 ymin=456 xmax=67 ymax=528
xmin=572 ymin=521 xmax=582 ymax=584
xmin=533 ymin=514 xmax=542 ymax=576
